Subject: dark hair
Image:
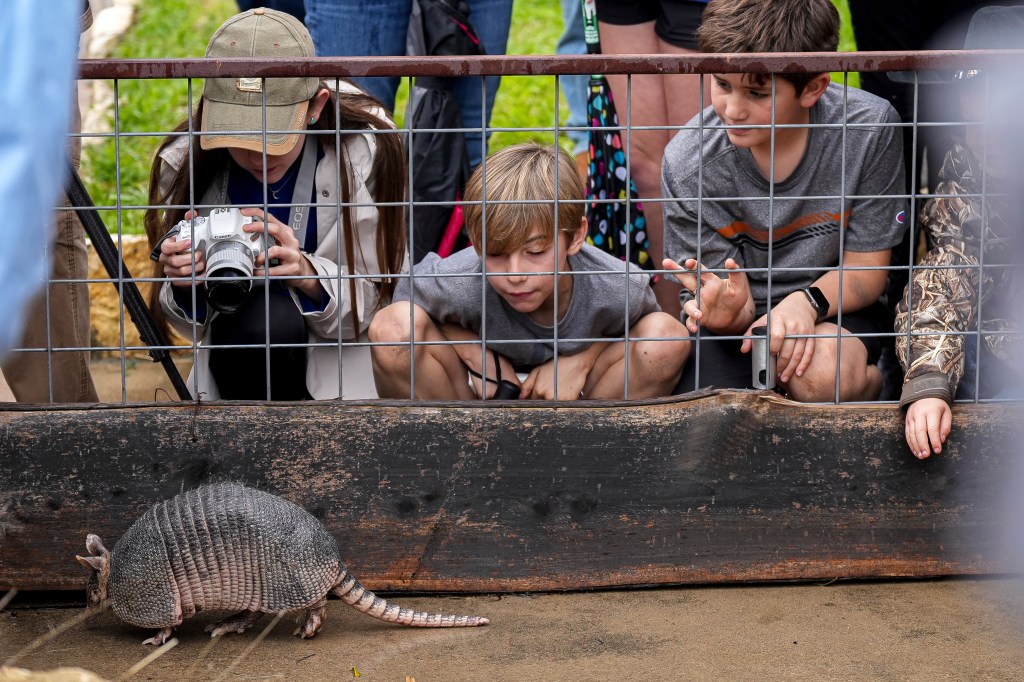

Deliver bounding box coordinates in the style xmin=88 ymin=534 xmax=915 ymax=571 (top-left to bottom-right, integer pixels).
xmin=144 ymin=82 xmax=406 ymax=340
xmin=697 ymin=0 xmax=840 ymax=93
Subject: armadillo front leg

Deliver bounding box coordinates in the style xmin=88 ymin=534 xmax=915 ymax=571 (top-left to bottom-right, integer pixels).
xmin=142 ymin=627 xmax=174 ymax=646
xmin=294 ymin=598 xmax=327 ymax=639
xmin=204 ymin=610 xmax=264 ymax=638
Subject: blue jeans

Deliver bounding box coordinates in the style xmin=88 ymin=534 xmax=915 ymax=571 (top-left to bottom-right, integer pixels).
xmin=236 ymin=0 xmax=305 ymax=22
xmin=304 ymin=0 xmax=512 ymax=168
xmin=558 ymin=0 xmax=589 ymax=156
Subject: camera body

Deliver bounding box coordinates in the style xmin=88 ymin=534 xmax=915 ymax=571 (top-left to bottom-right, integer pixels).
xmin=160 ymin=208 xmax=273 ymax=314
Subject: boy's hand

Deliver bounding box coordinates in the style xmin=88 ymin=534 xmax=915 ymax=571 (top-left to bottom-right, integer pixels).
xmin=905 ymin=397 xmax=952 ymax=459
xmin=521 ymin=352 xmax=595 ymax=400
xmin=664 ymin=258 xmax=754 ymax=334
xmin=741 ymin=291 xmax=819 ymax=384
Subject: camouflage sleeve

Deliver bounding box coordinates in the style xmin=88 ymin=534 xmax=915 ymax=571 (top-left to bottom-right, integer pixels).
xmin=894 ymin=173 xmax=983 ymax=408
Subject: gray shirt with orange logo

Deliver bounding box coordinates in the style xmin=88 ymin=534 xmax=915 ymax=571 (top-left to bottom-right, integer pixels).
xmin=662 ymin=82 xmax=907 ymax=316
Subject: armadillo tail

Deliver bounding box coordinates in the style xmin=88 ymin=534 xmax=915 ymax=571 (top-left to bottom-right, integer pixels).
xmin=330 ymin=570 xmax=489 ymax=627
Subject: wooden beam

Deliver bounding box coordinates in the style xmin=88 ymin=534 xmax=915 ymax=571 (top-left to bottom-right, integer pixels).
xmin=0 ymin=391 xmax=1015 ymax=592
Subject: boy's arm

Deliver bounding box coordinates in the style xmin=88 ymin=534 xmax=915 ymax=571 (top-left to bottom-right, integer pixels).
xmin=894 ymin=242 xmax=978 ymax=409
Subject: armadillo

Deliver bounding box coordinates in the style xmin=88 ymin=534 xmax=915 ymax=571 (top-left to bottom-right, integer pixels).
xmin=76 ymin=482 xmax=489 ymax=645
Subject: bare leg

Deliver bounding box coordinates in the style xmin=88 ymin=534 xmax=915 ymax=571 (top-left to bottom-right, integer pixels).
xmin=369 ymin=302 xmax=476 ymax=399
xmin=784 ymin=325 xmax=883 ymax=402
xmin=585 ymin=312 xmax=690 ymax=400
xmin=205 ymin=610 xmax=264 ymax=638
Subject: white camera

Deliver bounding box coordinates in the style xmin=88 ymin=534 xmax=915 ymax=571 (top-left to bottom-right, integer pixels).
xmin=151 ymin=208 xmax=274 ymax=313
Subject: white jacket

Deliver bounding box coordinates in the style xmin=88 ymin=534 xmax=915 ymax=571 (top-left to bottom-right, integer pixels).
xmin=157 ymin=110 xmax=397 ymax=399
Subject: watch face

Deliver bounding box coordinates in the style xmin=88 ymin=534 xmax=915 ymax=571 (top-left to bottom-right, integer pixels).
xmin=806 ymin=287 xmax=829 ymax=321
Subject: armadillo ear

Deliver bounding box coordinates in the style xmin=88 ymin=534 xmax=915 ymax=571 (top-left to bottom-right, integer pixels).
xmin=76 ymin=555 xmax=105 ymax=573
xmin=85 ymin=534 xmax=109 ymax=559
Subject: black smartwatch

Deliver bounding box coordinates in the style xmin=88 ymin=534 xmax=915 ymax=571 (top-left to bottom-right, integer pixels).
xmin=801 ymin=286 xmax=830 ymax=324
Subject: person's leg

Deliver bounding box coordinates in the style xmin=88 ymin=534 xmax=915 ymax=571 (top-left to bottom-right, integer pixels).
xmin=368 ymin=301 xmax=476 ymax=399
xmin=584 ymin=312 xmax=690 ymax=399
xmin=597 ymin=21 xmax=705 ymax=319
xmin=303 ymin=0 xmax=411 ymax=111
xmin=208 ymin=287 xmax=312 ymax=400
xmin=237 ymin=0 xmax=305 ymax=22
xmin=452 ymin=0 xmax=513 ymax=169
xmin=558 ymin=0 xmax=590 ymax=178
xmin=2 ymin=96 xmax=97 ymax=403
xmin=674 ymin=333 xmax=750 ymax=393
xmin=783 ymin=325 xmax=882 ymax=403
xmin=2 ymin=199 xmax=98 ymax=403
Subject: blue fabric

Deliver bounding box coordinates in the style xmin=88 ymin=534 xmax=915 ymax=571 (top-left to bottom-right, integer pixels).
xmin=558 ymin=0 xmax=589 ymax=156
xmin=235 ymin=0 xmax=306 ymax=21
xmin=0 ymin=0 xmax=79 ymax=356
xmin=303 ymin=0 xmax=512 ymax=168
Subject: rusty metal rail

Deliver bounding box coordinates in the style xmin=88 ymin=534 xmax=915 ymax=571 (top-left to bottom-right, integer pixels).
xmin=77 ymin=50 xmax=1024 ymax=79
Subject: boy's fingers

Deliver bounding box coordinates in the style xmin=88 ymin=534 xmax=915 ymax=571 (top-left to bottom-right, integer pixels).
xmin=662 ymin=258 xmax=683 ymax=272
xmin=941 ymin=407 xmax=952 ymax=442
xmin=907 ymin=419 xmax=928 ymax=459
xmin=778 ymin=338 xmax=803 ymax=382
xmin=795 ymin=337 xmax=815 ymax=378
xmin=724 ymin=258 xmax=746 ymax=286
xmin=928 ymin=417 xmax=943 ymax=454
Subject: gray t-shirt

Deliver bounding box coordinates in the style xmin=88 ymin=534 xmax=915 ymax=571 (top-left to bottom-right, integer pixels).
xmin=662 ymin=83 xmax=908 ymax=315
xmin=394 ymin=244 xmax=659 ymax=369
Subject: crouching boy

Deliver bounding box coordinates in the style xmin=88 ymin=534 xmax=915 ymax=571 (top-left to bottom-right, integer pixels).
xmin=663 ymin=0 xmax=908 ymax=402
xmin=370 ymin=143 xmax=690 ymax=400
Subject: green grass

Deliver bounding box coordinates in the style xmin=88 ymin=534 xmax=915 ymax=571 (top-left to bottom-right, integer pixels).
xmin=82 ymin=0 xmax=858 ymax=234
xmin=81 ymin=0 xmax=237 ymax=235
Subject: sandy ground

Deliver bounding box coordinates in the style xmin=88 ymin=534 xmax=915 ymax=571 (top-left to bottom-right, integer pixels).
xmin=2 ymin=578 xmax=1024 ymax=681
xmin=0 ymin=356 xmax=193 ymax=404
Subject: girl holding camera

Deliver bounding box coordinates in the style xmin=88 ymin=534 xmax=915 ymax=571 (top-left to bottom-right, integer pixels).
xmin=146 ymin=8 xmax=406 ymax=400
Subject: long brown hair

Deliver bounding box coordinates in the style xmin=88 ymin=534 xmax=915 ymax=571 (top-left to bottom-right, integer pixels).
xmin=144 ymin=82 xmax=407 ymax=339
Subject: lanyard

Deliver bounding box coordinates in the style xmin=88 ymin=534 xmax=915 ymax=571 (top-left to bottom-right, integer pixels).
xmin=211 ymin=134 xmax=318 ymax=249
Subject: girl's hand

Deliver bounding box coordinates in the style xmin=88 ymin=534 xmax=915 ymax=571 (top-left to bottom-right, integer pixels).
xmin=159 ymin=210 xmax=205 ymax=286
xmin=905 ymin=397 xmax=952 ymax=459
xmin=240 ymin=208 xmax=322 ymax=299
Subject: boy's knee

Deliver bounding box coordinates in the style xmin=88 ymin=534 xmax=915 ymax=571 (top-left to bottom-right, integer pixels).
xmin=368 ymin=302 xmax=424 ymax=344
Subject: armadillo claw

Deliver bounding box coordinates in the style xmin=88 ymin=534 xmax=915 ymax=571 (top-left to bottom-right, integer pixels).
xmin=141 ymin=627 xmax=174 ymax=646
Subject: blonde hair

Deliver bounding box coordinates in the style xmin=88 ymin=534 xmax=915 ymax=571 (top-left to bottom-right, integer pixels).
xmin=463 ymin=143 xmax=584 ymax=255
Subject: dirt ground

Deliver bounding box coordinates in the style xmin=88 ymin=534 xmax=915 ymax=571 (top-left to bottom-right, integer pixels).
xmin=2 ymin=578 xmax=1024 ymax=681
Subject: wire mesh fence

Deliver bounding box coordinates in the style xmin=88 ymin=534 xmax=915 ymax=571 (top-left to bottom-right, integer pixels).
xmin=3 ymin=51 xmax=1022 ymax=406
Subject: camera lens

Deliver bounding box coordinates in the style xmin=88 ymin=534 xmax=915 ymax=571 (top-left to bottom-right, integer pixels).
xmin=205 ymin=271 xmax=249 ymax=313
xmin=205 ymin=241 xmax=255 ymax=313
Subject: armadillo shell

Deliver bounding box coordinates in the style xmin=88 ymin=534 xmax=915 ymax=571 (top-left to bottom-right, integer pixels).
xmin=108 ymin=483 xmax=342 ymax=628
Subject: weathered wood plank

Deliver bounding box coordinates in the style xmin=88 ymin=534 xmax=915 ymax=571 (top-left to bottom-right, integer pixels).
xmin=0 ymin=391 xmax=1016 ymax=592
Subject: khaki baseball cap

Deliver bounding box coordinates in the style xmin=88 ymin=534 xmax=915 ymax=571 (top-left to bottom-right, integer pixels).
xmin=200 ymin=8 xmax=320 ymax=155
